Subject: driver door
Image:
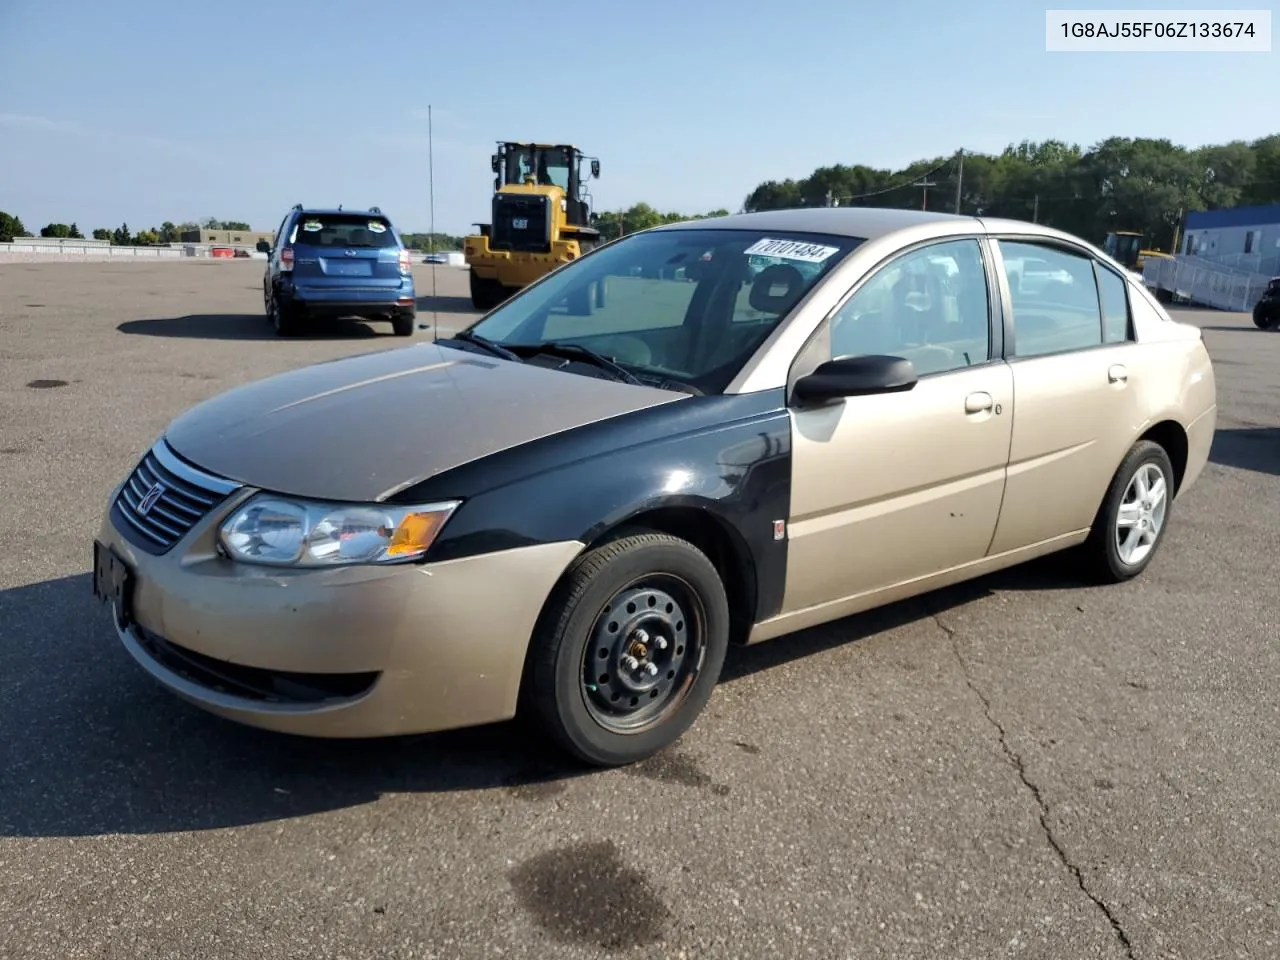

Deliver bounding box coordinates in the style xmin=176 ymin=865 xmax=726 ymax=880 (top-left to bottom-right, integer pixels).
xmin=780 ymin=237 xmax=1014 ymax=616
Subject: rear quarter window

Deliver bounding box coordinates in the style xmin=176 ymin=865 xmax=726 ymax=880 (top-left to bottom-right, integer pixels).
xmin=291 ymin=214 xmax=398 ymax=248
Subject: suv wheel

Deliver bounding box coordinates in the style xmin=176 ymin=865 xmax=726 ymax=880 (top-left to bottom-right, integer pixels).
xmin=391 ymin=312 xmax=415 ymax=337
xmin=269 ymin=294 xmax=303 ymax=337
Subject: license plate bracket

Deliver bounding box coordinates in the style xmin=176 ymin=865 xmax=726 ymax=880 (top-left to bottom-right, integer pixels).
xmin=93 ymin=540 xmax=134 ymax=627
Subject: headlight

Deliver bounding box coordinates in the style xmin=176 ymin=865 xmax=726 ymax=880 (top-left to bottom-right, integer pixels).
xmin=218 ymin=495 xmax=461 ymax=567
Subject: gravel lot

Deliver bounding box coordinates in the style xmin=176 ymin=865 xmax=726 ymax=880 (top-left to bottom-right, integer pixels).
xmin=1 ymin=259 xmax=1277 ymax=960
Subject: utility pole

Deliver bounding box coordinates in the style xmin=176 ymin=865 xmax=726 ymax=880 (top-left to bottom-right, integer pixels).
xmin=427 ymin=104 xmax=436 ymax=258
xmin=1033 ymin=194 xmax=1040 ymax=223
xmin=954 ymin=150 xmax=964 ymax=214
xmin=913 ymin=176 xmax=937 ymax=211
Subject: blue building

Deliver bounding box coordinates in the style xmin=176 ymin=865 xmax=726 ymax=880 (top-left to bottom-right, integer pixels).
xmin=1182 ymin=202 xmax=1280 ymax=272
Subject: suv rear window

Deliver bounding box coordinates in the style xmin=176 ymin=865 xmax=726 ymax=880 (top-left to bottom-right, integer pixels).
xmin=290 ymin=213 xmax=397 ymax=249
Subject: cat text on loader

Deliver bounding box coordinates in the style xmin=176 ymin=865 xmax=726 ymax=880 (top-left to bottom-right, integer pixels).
xmin=464 ymin=142 xmax=603 ymax=310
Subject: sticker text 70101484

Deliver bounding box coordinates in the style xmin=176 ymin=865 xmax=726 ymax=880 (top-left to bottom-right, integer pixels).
xmin=743 ymin=238 xmax=841 ymax=263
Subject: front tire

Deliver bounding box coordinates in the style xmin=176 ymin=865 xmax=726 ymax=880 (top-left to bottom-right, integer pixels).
xmin=526 ymin=531 xmax=731 ymax=767
xmin=1081 ymin=439 xmax=1175 ymax=583
xmin=1254 ymin=302 xmax=1278 ymax=330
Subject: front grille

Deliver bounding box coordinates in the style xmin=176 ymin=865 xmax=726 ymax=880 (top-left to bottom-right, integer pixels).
xmin=113 ymin=440 xmax=241 ymax=554
xmin=491 ymin=194 xmax=551 ymax=253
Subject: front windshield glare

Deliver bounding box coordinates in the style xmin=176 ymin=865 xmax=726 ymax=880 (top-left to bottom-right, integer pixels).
xmin=467 ymin=228 xmax=862 ymax=394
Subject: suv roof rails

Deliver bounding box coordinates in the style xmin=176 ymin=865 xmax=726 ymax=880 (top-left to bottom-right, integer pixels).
xmin=291 ymin=203 xmax=303 ymax=212
xmin=369 ymin=205 xmax=381 ymax=214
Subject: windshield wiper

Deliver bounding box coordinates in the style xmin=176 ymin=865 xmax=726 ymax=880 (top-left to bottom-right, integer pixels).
xmin=449 ymin=330 xmax=523 ymax=363
xmin=524 ymin=341 xmax=643 ymax=385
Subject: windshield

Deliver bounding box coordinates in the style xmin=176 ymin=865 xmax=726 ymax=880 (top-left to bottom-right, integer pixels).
xmin=505 ymin=146 xmax=572 ymax=190
xmin=462 ymin=227 xmax=863 ymax=394
xmin=290 ymin=213 xmax=398 ymax=248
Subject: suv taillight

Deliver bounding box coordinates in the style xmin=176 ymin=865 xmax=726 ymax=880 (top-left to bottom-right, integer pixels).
xmin=280 ymin=246 xmax=294 ymax=271
xmin=398 ymin=248 xmax=412 ymax=274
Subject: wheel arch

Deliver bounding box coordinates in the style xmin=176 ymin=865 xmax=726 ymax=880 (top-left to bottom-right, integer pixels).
xmin=1138 ymin=418 xmax=1189 ymax=494
xmin=550 ymin=499 xmax=760 ymax=648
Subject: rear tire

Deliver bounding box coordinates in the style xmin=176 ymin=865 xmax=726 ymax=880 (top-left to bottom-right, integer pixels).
xmin=525 ymin=531 xmax=731 ymax=767
xmin=1254 ymin=302 xmax=1278 ymax=330
xmin=1080 ymin=439 xmax=1175 ymax=583
xmin=269 ymin=294 xmax=303 ymax=337
xmin=391 ymin=312 xmax=415 ymax=337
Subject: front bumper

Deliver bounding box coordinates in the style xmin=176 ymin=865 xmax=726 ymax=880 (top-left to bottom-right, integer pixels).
xmin=95 ymin=487 xmax=583 ymax=738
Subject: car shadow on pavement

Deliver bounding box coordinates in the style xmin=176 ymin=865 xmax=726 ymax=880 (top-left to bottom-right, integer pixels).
xmin=720 ymin=552 xmax=1092 ymax=682
xmin=117 ymin=314 xmax=396 ymax=341
xmin=416 ymin=294 xmax=476 ymax=315
xmin=0 ymin=572 xmax=589 ymax=839
xmin=1 ymin=553 xmax=1096 ymax=839
xmin=1209 ymin=426 xmax=1280 ymax=476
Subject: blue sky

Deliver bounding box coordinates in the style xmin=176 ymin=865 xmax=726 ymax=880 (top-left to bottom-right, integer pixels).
xmin=0 ymin=0 xmax=1275 ymax=236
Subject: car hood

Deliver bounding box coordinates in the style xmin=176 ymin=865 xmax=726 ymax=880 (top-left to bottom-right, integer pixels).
xmin=163 ymin=342 xmax=683 ymax=502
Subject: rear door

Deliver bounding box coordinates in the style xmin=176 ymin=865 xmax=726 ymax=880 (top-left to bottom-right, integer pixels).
xmin=985 ymin=237 xmax=1146 ymax=554
xmin=290 ymin=212 xmax=404 ymax=290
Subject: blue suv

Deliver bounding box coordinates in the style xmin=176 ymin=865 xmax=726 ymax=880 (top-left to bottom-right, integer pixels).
xmin=257 ymin=205 xmax=417 ymax=337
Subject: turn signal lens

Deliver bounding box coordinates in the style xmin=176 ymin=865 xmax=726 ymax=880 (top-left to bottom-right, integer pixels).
xmin=387 ymin=511 xmax=451 ymax=557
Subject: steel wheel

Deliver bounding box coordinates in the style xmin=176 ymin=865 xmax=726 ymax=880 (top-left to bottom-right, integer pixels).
xmin=580 ymin=575 xmax=705 ymax=734
xmin=525 ymin=530 xmax=730 ymax=767
xmin=1114 ymin=461 xmax=1168 ymax=566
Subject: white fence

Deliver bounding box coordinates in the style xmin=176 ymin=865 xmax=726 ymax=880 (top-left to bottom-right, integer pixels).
xmin=0 ymin=240 xmax=186 ymax=259
xmin=1143 ymin=255 xmax=1274 ymax=311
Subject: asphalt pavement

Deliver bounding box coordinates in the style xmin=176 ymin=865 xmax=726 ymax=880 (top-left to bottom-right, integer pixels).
xmin=0 ymin=259 xmax=1277 ymax=960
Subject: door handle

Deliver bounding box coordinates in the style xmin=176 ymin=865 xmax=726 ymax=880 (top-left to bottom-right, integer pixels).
xmin=1108 ymin=364 xmax=1128 ymax=384
xmin=964 ymin=391 xmax=994 ymax=414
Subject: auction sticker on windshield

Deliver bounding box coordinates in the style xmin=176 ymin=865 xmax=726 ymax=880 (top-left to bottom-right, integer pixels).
xmin=743 ymin=238 xmax=841 ymax=263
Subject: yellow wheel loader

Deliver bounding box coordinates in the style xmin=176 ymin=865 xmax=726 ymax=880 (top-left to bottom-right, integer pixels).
xmin=464 ymin=142 xmax=603 ymax=310
xmin=1103 ymin=229 xmax=1176 ymax=273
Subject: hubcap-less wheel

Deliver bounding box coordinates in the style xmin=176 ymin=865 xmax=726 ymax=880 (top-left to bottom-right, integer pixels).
xmin=1114 ymin=462 xmax=1168 ymax=565
xmin=581 ymin=576 xmax=703 ymax=734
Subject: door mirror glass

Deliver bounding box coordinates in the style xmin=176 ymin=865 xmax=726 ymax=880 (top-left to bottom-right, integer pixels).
xmin=256 ymin=240 xmax=271 ymax=254
xmin=792 ymin=354 xmax=918 ymax=405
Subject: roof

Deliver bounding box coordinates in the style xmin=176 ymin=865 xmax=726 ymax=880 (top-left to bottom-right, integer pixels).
xmin=298 ymin=208 xmax=388 ymax=217
xmin=657 ymin=207 xmax=980 ymax=241
xmin=1184 ymin=203 xmax=1280 ymax=231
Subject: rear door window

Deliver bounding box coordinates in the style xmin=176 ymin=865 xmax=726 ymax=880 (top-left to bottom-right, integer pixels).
xmin=291 ymin=214 xmax=398 ymax=249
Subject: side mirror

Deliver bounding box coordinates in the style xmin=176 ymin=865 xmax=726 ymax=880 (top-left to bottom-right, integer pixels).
xmin=491 ymin=155 xmax=500 ymax=174
xmin=255 ymin=240 xmax=270 ymax=254
xmin=791 ymin=354 xmax=918 ymax=406
xmin=591 ymin=159 xmax=601 ymax=178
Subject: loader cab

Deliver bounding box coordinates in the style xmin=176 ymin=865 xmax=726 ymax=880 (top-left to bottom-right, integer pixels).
xmin=491 ymin=142 xmax=600 ymax=228
xmin=1103 ymin=231 xmax=1145 ymax=270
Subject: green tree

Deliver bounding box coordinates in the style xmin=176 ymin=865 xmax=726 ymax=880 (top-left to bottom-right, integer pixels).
xmin=159 ymin=221 xmax=179 ymax=243
xmin=68 ymin=222 xmax=83 ymax=239
xmin=40 ymin=223 xmax=73 ymax=238
xmin=0 ymin=211 xmax=30 ymax=241
xmin=134 ymin=228 xmax=159 ymax=246
xmin=112 ymin=223 xmax=132 ymax=245
xmin=742 ymin=131 xmax=1280 ymax=251
xmin=92 ymin=227 xmax=113 ymax=242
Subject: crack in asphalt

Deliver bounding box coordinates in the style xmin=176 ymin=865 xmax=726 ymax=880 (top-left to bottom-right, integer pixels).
xmin=931 ymin=610 xmax=1137 ymax=960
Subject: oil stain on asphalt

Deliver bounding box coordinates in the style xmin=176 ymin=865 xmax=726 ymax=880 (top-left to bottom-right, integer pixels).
xmin=509 ymin=840 xmax=671 ymax=950
xmin=626 ymin=749 xmax=731 ymax=795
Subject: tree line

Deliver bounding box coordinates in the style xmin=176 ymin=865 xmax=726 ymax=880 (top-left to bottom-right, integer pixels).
xmin=743 ymin=133 xmax=1280 ymax=253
